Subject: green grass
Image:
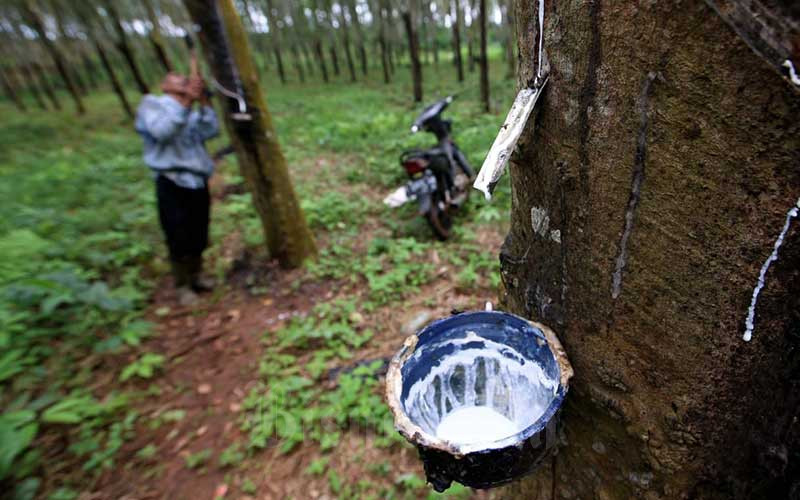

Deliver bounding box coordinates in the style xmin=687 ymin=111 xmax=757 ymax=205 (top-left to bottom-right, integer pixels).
xmin=0 ymin=47 xmax=514 ymax=498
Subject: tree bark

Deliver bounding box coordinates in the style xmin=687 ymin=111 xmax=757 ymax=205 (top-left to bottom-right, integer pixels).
xmin=104 ymin=0 xmax=149 ymax=95
xmin=263 ymin=0 xmax=286 ymax=83
xmin=142 ymin=0 xmax=174 ymax=73
xmin=501 ymin=1 xmax=800 ymax=498
xmin=20 ymin=2 xmax=85 ymax=114
xmin=183 ymin=0 xmax=316 ymax=268
xmin=335 ymin=0 xmax=358 ymax=82
xmin=95 ymin=40 xmax=133 ymax=119
xmin=31 ymin=61 xmax=60 ymax=111
xmin=378 ymin=0 xmax=391 ymax=83
xmin=402 ymin=1 xmax=422 ymax=102
xmin=49 ymin=0 xmax=89 ymax=96
xmin=502 ymin=0 xmax=515 ymax=79
xmin=466 ymin=0 xmax=475 ymax=73
xmin=345 ymin=0 xmax=368 ymax=76
xmin=0 ymin=67 xmax=26 ymax=111
xmin=478 ymin=0 xmax=488 ymax=112
xmin=19 ymin=62 xmax=47 ymax=110
xmin=451 ymin=0 xmax=464 ymax=81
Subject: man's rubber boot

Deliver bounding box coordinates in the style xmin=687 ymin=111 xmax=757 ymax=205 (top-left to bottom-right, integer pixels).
xmin=187 ymin=255 xmax=214 ymax=293
xmin=172 ymin=258 xmax=199 ymax=306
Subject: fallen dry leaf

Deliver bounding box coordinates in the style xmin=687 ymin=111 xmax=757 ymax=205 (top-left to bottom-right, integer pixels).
xmin=197 ymin=383 xmax=212 ymax=394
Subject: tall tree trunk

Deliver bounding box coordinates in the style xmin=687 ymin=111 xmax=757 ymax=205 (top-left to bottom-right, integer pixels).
xmin=32 ymin=61 xmax=60 ymax=110
xmin=290 ymin=45 xmax=305 ymax=82
xmin=82 ymin=53 xmax=98 ymax=89
xmin=501 ymin=1 xmax=800 ymax=498
xmin=183 ymin=0 xmax=316 ymax=268
xmin=143 ymin=0 xmax=174 ymax=73
xmin=402 ymin=2 xmax=422 ymax=102
xmin=19 ymin=62 xmax=47 ymax=110
xmin=263 ymin=0 xmax=286 ymax=83
xmin=451 ymin=0 xmax=464 ymax=81
xmin=478 ymin=0 xmax=488 ymax=112
xmin=94 ymin=40 xmax=133 ymax=119
xmin=328 ymin=45 xmax=341 ymax=76
xmin=336 ymin=1 xmax=357 ymax=82
xmin=503 ymin=0 xmax=515 ymax=79
xmin=0 ymin=67 xmax=26 ymax=111
xmin=314 ymin=41 xmax=330 ymax=82
xmin=49 ymin=1 xmax=90 ymax=96
xmin=466 ymin=0 xmax=475 ymax=73
xmin=378 ymin=0 xmax=391 ymax=83
xmin=21 ymin=2 xmax=85 ymax=114
xmin=104 ymin=0 xmax=149 ymax=94
xmin=345 ymin=0 xmax=368 ymax=76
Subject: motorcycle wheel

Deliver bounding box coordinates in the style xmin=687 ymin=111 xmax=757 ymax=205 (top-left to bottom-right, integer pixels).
xmin=426 ymin=200 xmax=453 ymax=240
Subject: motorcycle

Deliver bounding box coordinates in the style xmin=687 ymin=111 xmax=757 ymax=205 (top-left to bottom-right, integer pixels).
xmin=383 ymin=96 xmax=474 ymax=240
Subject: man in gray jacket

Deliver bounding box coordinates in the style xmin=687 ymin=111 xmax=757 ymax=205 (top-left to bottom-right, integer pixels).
xmin=135 ymin=73 xmax=220 ymax=305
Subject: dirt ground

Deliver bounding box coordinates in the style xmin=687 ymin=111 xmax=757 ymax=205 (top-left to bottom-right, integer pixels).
xmin=80 ymin=155 xmax=507 ymax=500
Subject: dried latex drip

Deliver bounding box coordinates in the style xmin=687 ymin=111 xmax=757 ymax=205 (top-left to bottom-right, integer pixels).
xmin=473 ymin=0 xmax=549 ymax=200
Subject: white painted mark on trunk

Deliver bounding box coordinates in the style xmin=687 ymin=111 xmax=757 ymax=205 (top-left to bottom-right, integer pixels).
xmin=782 ymin=60 xmax=800 ymax=86
xmin=743 ymin=197 xmax=800 ymax=342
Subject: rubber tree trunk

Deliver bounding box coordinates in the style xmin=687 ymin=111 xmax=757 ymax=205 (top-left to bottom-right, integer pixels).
xmin=143 ymin=0 xmax=174 ymax=73
xmin=378 ymin=0 xmax=391 ymax=83
xmin=81 ymin=53 xmax=98 ymax=89
xmin=49 ymin=1 xmax=89 ymax=96
xmin=32 ymin=61 xmax=60 ymax=110
xmin=466 ymin=0 xmax=476 ymax=73
xmin=95 ymin=40 xmax=133 ymax=119
xmin=21 ymin=2 xmax=84 ymax=114
xmin=503 ymin=0 xmax=515 ymax=79
xmin=402 ymin=2 xmax=422 ymax=102
xmin=478 ymin=0 xmax=488 ymax=112
xmin=345 ymin=0 xmax=368 ymax=76
xmin=336 ymin=0 xmax=358 ymax=82
xmin=183 ymin=0 xmax=316 ymax=268
xmin=500 ymin=1 xmax=800 ymax=498
xmin=0 ymin=68 xmax=25 ymax=111
xmin=105 ymin=0 xmax=149 ymax=94
xmin=263 ymin=0 xmax=286 ymax=83
xmin=19 ymin=62 xmax=47 ymax=110
xmin=451 ymin=0 xmax=464 ymax=81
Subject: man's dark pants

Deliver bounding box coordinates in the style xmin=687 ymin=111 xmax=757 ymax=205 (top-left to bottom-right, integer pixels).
xmin=155 ymin=175 xmax=210 ymax=287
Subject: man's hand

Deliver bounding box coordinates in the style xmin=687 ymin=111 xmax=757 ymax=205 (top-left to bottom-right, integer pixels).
xmin=188 ymin=76 xmax=209 ymax=106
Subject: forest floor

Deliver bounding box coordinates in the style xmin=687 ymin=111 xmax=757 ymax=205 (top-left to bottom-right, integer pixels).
xmin=0 ymin=59 xmax=517 ymax=500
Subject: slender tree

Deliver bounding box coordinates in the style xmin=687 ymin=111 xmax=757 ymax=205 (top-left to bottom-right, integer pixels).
xmin=103 ymin=0 xmax=150 ymax=94
xmin=318 ymin=0 xmax=341 ymax=77
xmin=262 ymin=0 xmax=286 ymax=83
xmin=502 ymin=0 xmax=515 ymax=79
xmin=451 ymin=0 xmax=464 ymax=81
xmin=72 ymin=2 xmax=133 ymax=118
xmin=31 ymin=61 xmax=60 ymax=110
xmin=49 ymin=0 xmax=89 ymax=96
xmin=377 ymin=0 xmax=391 ymax=83
xmin=19 ymin=0 xmax=85 ymax=114
xmin=477 ymin=0 xmax=488 ymax=111
xmin=6 ymin=18 xmax=60 ymax=110
xmin=279 ymin=0 xmax=306 ymax=82
xmin=344 ymin=0 xmax=368 ymax=76
xmin=303 ymin=1 xmax=330 ymax=82
xmin=142 ymin=0 xmax=174 ymax=73
xmin=183 ymin=0 xmax=316 ymax=268
xmin=402 ymin=0 xmax=422 ymax=102
xmin=466 ymin=0 xmax=475 ymax=73
xmin=0 ymin=35 xmax=45 ymax=110
xmin=0 ymin=67 xmax=26 ymax=111
xmin=334 ymin=0 xmax=357 ymax=82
